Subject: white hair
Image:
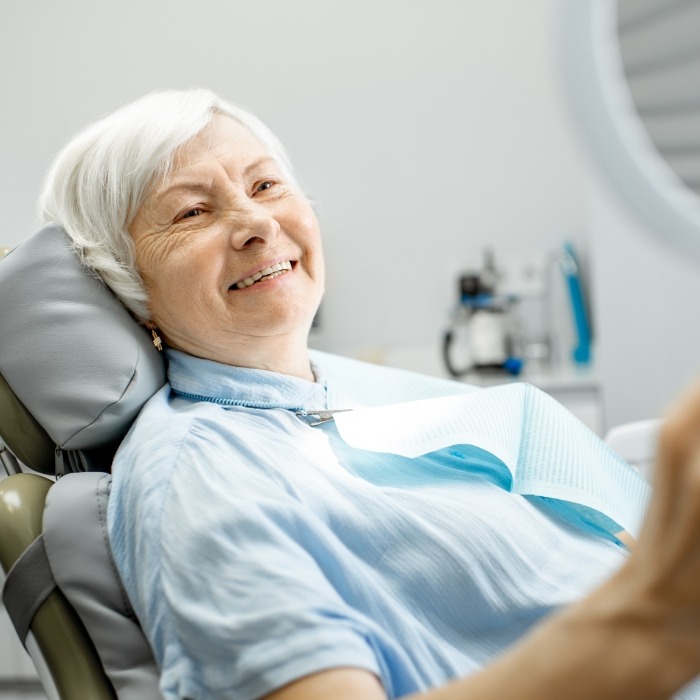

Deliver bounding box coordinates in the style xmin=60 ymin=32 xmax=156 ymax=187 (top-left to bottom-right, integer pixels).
xmin=38 ymin=88 xmax=297 ymax=322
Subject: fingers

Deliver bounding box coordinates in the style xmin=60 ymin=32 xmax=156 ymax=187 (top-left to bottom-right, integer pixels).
xmin=643 ymin=379 xmax=700 ymax=537
xmin=615 ymin=381 xmax=700 ymax=671
xmin=659 ymin=380 xmax=700 ymax=467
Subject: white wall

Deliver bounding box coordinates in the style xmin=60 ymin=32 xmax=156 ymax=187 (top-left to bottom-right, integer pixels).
xmin=584 ymin=163 xmax=700 ymax=430
xmin=1 ymin=0 xmax=588 ymax=356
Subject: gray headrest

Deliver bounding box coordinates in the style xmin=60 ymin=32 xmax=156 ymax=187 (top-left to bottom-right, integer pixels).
xmin=0 ymin=224 xmax=166 ymax=455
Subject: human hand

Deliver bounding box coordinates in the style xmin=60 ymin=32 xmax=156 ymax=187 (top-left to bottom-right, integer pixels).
xmin=612 ymin=380 xmax=700 ymax=688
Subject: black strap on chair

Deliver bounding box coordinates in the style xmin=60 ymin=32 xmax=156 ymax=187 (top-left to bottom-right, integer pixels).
xmin=54 ymin=440 xmax=124 ymax=478
xmin=55 ymin=447 xmax=92 ymax=477
xmin=2 ymin=533 xmax=57 ymax=647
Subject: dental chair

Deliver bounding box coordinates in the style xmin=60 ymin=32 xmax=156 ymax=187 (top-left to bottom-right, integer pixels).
xmin=0 ymin=224 xmax=166 ymax=699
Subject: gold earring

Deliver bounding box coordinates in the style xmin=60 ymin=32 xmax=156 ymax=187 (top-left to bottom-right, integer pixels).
xmin=150 ymin=328 xmax=163 ymax=352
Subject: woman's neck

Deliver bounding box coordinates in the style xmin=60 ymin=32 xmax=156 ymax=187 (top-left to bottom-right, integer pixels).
xmin=233 ymin=346 xmax=315 ymax=381
xmin=172 ymin=332 xmax=315 ymax=382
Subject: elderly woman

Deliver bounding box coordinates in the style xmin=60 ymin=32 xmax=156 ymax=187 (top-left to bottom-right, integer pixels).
xmin=39 ymin=89 xmax=700 ymax=700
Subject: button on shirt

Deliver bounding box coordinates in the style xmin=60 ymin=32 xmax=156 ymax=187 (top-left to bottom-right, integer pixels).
xmin=108 ymin=350 xmax=629 ymax=700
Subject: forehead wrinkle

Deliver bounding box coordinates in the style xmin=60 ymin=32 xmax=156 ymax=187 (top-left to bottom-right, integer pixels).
xmin=241 ymin=156 xmax=278 ymax=177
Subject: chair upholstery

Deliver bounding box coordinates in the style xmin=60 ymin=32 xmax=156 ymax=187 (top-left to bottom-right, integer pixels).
xmin=0 ymin=225 xmax=167 ymax=697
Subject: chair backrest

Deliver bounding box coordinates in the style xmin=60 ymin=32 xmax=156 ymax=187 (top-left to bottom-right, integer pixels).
xmin=0 ymin=225 xmax=167 ymax=698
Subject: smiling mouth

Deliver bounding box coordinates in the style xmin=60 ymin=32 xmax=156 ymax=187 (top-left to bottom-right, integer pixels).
xmin=230 ymin=260 xmax=294 ymax=290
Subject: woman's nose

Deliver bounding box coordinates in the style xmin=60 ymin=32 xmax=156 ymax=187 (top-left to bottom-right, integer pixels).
xmin=229 ymin=204 xmax=281 ymax=249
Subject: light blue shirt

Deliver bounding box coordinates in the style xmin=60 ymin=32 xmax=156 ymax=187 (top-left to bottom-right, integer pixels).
xmin=108 ymin=350 xmax=630 ymax=700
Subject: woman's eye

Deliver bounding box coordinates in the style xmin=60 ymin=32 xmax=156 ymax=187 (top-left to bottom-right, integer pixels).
xmin=181 ymin=207 xmax=203 ymax=220
xmin=255 ymin=181 xmax=274 ymax=193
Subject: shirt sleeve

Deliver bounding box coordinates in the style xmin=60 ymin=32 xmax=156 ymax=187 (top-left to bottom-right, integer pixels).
xmin=147 ymin=417 xmax=384 ymax=700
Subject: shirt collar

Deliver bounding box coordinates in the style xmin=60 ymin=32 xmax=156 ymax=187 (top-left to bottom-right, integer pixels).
xmin=166 ymin=349 xmax=329 ymax=411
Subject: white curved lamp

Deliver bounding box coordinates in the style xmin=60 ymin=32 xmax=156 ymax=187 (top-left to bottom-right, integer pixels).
xmin=560 ymin=0 xmax=700 ymax=261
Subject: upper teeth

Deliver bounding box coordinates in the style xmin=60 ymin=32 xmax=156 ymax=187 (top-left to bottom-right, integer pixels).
xmin=236 ymin=261 xmax=292 ymax=289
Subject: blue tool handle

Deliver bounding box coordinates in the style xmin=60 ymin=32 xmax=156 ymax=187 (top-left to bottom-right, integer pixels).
xmin=562 ymin=243 xmax=591 ymax=364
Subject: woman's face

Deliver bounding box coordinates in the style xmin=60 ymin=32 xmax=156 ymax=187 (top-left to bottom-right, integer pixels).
xmin=129 ymin=115 xmax=325 ymax=365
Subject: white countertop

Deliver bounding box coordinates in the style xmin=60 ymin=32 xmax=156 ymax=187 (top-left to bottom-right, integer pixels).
xmin=353 ymin=343 xmax=600 ymax=393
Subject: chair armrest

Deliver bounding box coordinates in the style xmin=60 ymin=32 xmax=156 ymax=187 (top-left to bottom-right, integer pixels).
xmin=0 ymin=473 xmax=116 ymax=699
xmin=604 ymin=418 xmax=662 ymax=481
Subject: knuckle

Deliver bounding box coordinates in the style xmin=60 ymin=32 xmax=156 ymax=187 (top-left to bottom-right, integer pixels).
xmin=658 ymin=419 xmax=685 ymax=459
xmin=686 ymin=457 xmax=700 ymax=493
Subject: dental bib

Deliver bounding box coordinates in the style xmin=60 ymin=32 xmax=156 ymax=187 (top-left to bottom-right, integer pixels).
xmin=315 ymin=353 xmax=651 ymax=538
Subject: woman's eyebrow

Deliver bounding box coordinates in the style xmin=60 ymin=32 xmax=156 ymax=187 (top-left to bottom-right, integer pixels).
xmin=152 ymin=182 xmax=212 ymax=208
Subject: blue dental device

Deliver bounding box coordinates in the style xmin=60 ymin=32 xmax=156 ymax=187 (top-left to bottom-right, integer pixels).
xmin=559 ymin=243 xmax=591 ymax=364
